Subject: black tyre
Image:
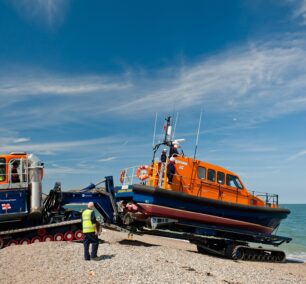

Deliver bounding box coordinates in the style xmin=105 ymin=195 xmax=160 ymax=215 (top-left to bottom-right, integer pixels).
xmin=232 ymin=246 xmax=245 ymax=260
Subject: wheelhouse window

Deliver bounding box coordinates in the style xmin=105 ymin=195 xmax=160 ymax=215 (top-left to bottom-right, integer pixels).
xmin=207 ymin=169 xmax=216 ymax=182
xmin=226 ymin=174 xmax=243 ymax=189
xmin=197 ymin=166 xmax=206 ymax=179
xmin=0 ymin=158 xmax=6 ymax=182
xmin=10 ymin=159 xmax=21 ymax=183
xmin=217 ymin=172 xmax=225 ymax=184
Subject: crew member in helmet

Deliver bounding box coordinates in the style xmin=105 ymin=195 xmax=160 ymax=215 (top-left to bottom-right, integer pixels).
xmin=160 ymin=149 xmax=167 ymax=163
xmin=169 ymin=144 xmax=179 ymax=158
xmin=167 ymin=157 xmax=176 ymax=185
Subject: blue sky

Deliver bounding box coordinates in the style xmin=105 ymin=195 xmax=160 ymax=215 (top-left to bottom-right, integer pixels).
xmin=1 ymin=0 xmax=306 ymax=203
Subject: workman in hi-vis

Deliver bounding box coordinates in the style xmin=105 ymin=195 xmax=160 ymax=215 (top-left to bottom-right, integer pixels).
xmin=82 ymin=202 xmax=99 ymax=260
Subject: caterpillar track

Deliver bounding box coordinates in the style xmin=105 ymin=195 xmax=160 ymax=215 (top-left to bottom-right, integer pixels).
xmin=0 ymin=220 xmax=83 ymax=248
xmin=231 ymin=245 xmax=286 ymax=262
xmin=140 ymin=225 xmax=289 ymax=263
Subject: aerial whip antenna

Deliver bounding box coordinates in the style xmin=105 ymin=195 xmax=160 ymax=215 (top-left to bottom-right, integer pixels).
xmin=172 ymin=112 xmax=179 ymax=141
xmin=193 ymin=110 xmax=203 ymax=160
xmin=189 ymin=110 xmax=203 ymax=191
xmin=152 ymin=112 xmax=158 ymax=147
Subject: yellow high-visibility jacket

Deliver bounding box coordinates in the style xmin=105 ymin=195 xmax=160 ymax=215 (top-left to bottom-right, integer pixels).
xmin=82 ymin=209 xmax=95 ymax=233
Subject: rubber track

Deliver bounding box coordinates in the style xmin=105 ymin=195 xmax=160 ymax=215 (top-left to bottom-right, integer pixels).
xmin=232 ymin=245 xmax=286 ymax=262
xmin=0 ymin=219 xmax=81 ymax=236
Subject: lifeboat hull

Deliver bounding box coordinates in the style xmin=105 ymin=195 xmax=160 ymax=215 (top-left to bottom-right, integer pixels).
xmin=116 ymin=184 xmax=290 ymax=235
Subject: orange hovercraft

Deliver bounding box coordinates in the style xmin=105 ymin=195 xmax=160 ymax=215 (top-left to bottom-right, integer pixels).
xmin=115 ymin=116 xmax=291 ymax=261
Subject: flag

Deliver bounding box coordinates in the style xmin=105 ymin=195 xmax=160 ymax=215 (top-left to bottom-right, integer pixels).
xmin=1 ymin=203 xmax=11 ymax=210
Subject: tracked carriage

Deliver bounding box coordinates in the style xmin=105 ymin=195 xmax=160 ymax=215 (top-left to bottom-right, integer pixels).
xmin=115 ymin=116 xmax=291 ymax=261
xmin=0 ymin=152 xmax=113 ymax=247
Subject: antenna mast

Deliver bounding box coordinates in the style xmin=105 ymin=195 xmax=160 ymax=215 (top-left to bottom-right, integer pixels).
xmin=189 ymin=111 xmax=203 ymax=191
xmin=193 ymin=111 xmax=203 ymax=160
xmin=152 ymin=112 xmax=158 ymax=147
xmin=172 ymin=112 xmax=179 ymax=141
xmin=164 ymin=116 xmax=172 ymax=144
xmin=152 ymin=115 xmax=171 ymax=163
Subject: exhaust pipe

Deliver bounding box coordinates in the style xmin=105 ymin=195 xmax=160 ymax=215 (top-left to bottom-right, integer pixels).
xmin=28 ymin=154 xmax=44 ymax=220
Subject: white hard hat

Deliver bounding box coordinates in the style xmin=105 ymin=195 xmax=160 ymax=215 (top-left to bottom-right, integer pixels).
xmin=174 ymin=144 xmax=178 ymax=148
xmin=162 ymin=149 xmax=167 ymax=152
xmin=170 ymin=157 xmax=175 ymax=162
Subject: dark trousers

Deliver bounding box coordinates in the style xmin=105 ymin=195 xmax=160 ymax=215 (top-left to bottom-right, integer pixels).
xmin=167 ymin=174 xmax=174 ymax=184
xmin=83 ymin=233 xmax=99 ymax=260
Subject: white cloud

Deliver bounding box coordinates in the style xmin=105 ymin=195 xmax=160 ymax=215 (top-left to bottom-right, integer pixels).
xmin=2 ymin=34 xmax=306 ymax=130
xmin=232 ymin=143 xmax=278 ymax=153
xmin=293 ymin=0 xmax=306 ymax=25
xmin=0 ymin=72 xmax=133 ymax=129
xmin=98 ymin=157 xmax=117 ymax=163
xmin=45 ymin=166 xmax=101 ymax=176
xmin=0 ymin=137 xmax=122 ymax=154
xmin=0 ymin=74 xmax=130 ymax=97
xmin=0 ymin=135 xmax=30 ymax=146
xmin=9 ymin=0 xmax=71 ymax=29
xmin=108 ymin=36 xmax=306 ymax=124
xmin=12 ymin=137 xmax=30 ymax=143
xmin=288 ymin=150 xmax=306 ymax=160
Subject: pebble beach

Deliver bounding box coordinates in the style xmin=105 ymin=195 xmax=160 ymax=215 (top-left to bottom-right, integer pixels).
xmin=0 ymin=230 xmax=305 ymax=284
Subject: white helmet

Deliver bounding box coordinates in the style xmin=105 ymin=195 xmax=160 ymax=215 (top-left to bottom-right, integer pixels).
xmin=170 ymin=157 xmax=175 ymax=162
xmin=162 ymin=149 xmax=167 ymax=152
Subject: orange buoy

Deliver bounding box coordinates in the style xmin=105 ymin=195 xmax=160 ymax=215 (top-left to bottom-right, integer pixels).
xmin=119 ymin=170 xmax=126 ymax=184
xmin=136 ymin=165 xmax=151 ymax=181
